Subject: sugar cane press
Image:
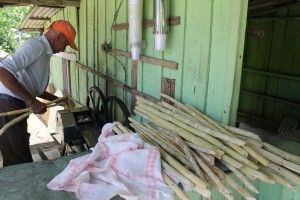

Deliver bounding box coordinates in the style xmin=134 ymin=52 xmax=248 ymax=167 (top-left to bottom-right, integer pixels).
xmin=55 ymin=86 xmax=131 ymax=156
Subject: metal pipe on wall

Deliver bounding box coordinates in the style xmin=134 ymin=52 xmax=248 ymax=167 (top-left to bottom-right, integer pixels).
xmin=153 ymin=0 xmax=168 ymax=51
xmin=128 ymin=0 xmax=143 ymax=60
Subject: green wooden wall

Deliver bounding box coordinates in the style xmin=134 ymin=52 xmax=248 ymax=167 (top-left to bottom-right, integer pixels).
xmin=49 ymin=0 xmax=248 ymax=126
xmin=46 ymin=1 xmax=300 ymax=199
xmin=239 ymin=5 xmax=300 ymax=129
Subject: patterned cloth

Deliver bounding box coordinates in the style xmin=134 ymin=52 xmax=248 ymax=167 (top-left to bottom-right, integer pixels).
xmin=47 ymin=123 xmax=174 ymax=200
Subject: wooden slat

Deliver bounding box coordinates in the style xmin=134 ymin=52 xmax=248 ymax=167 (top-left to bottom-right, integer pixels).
xmin=75 ymin=62 xmax=157 ymax=102
xmin=0 ymin=0 xmax=80 ymax=7
xmin=18 ymin=28 xmax=43 ymax=32
xmin=161 ymin=78 xmax=175 ymax=104
xmin=241 ymin=90 xmax=300 ymax=108
xmin=243 ymin=67 xmax=300 ymax=82
xmin=249 ymin=17 xmax=300 ymax=21
xmin=249 ymin=2 xmax=300 ymax=17
xmin=110 ymin=49 xmax=178 ymax=70
xmin=29 ymin=17 xmax=50 ymax=21
xmin=112 ymin=16 xmax=180 ymax=30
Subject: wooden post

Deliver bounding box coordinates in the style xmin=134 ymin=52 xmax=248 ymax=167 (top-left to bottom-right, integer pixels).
xmin=62 ymin=58 xmax=71 ymax=95
xmin=131 ymin=60 xmax=138 ymax=113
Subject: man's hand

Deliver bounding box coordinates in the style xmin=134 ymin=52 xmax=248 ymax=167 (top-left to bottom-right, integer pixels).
xmin=27 ymin=98 xmax=47 ymax=114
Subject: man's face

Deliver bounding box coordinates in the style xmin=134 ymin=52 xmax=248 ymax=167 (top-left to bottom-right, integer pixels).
xmin=52 ymin=33 xmax=70 ymax=54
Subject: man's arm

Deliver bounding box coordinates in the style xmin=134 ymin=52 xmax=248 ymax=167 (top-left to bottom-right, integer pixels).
xmin=0 ymin=67 xmax=47 ymax=114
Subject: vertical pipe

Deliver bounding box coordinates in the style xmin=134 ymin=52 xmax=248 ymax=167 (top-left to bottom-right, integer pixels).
xmin=153 ymin=0 xmax=168 ymax=51
xmin=128 ymin=0 xmax=143 ymax=60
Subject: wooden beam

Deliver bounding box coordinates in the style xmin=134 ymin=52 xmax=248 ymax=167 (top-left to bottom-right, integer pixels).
xmin=54 ymin=52 xmax=77 ymax=61
xmin=112 ymin=16 xmax=180 ymax=30
xmin=249 ymin=2 xmax=300 ymax=17
xmin=248 ymin=17 xmax=300 ymax=21
xmin=110 ymin=49 xmax=178 ymax=70
xmin=240 ymin=90 xmax=300 ymax=108
xmin=0 ymin=0 xmax=80 ymax=7
xmin=74 ymin=62 xmax=157 ymax=102
xmin=248 ymin=0 xmax=293 ymax=12
xmin=243 ymin=67 xmax=300 ymax=82
xmin=29 ymin=17 xmax=51 ymax=21
xmin=18 ymin=28 xmax=43 ymax=32
xmin=237 ymin=112 xmax=278 ymax=130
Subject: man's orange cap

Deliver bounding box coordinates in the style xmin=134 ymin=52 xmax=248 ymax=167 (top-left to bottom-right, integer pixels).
xmin=48 ymin=20 xmax=78 ymax=51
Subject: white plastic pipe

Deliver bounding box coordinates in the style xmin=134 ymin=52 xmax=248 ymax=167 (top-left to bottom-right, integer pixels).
xmin=128 ymin=0 xmax=143 ymax=60
xmin=153 ymin=0 xmax=168 ymax=51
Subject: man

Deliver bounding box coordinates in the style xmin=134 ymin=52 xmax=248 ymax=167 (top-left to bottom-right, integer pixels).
xmin=0 ymin=20 xmax=78 ymax=166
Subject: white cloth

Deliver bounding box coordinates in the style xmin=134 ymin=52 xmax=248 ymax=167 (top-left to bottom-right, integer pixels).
xmin=0 ymin=35 xmax=52 ymax=99
xmin=47 ymin=123 xmax=174 ymax=200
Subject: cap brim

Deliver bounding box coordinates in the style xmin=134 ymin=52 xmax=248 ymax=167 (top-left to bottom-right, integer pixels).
xmin=68 ymin=40 xmax=78 ymax=51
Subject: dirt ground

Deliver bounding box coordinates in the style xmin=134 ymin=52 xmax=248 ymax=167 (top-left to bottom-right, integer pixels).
xmin=0 ymin=114 xmax=60 ymax=167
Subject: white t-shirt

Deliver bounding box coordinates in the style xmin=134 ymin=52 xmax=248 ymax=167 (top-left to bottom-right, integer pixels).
xmin=0 ymin=35 xmax=53 ymax=100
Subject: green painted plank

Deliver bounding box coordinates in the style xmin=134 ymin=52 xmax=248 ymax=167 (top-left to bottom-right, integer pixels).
xmin=279 ymin=21 xmax=298 ymax=74
xmin=180 ymin=0 xmax=212 ymax=112
xmin=185 ymin=191 xmax=203 ymax=200
xmin=255 ymin=21 xmax=273 ymax=70
xmin=114 ymin=0 xmax=127 ymax=88
xmin=226 ymin=174 xmax=243 ymax=200
xmin=162 ymin=0 xmax=186 ymax=105
xmin=87 ymin=0 xmax=96 ymax=92
xmin=239 ymin=93 xmax=264 ymax=116
xmin=293 ymin=185 xmax=300 ymax=200
xmin=106 ymin=0 xmax=116 ymax=97
xmin=78 ymin=0 xmax=88 ymax=104
xmin=210 ymin=187 xmax=225 ymax=200
xmin=65 ymin=7 xmax=80 ymax=100
xmin=264 ymin=10 xmax=287 ymax=122
xmin=229 ymin=0 xmax=248 ymax=126
xmin=50 ymin=57 xmax=64 ymax=90
xmin=243 ymin=21 xmax=260 ymax=68
xmin=206 ymin=0 xmax=248 ymax=124
xmin=143 ymin=0 xmax=152 ymax=19
xmin=114 ymin=0 xmax=128 ymax=120
xmin=280 ymin=184 xmax=295 ymax=200
xmin=258 ymin=181 xmax=283 ymax=200
xmin=244 ymin=178 xmax=260 ymax=199
xmin=97 ymin=0 xmax=107 ymax=94
xmin=291 ymin=23 xmax=300 ymax=75
xmin=140 ymin=0 xmax=162 ymax=100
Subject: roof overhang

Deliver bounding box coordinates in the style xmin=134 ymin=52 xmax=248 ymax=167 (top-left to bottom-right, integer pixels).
xmin=0 ymin=0 xmax=80 ymax=33
xmin=19 ymin=5 xmax=63 ymax=33
xmin=0 ymin=0 xmax=80 ymax=8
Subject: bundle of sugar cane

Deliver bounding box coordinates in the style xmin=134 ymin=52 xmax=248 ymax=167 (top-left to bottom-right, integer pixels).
xmin=126 ymin=94 xmax=300 ymax=199
xmin=0 ymin=96 xmax=71 ymax=136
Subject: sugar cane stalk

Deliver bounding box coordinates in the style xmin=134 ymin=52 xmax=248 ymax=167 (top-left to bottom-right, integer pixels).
xmin=162 ymin=173 xmax=190 ymax=200
xmin=152 ymin=125 xmax=204 ymax=178
xmin=136 ymin=104 xmax=257 ymax=169
xmin=254 ymin=147 xmax=300 ymax=173
xmin=262 ymin=142 xmax=300 ymax=166
xmin=267 ymin=162 xmax=300 ymax=185
xmin=0 ymin=96 xmax=68 ymax=117
xmin=211 ymin=166 xmax=256 ymax=200
xmin=220 ymin=160 xmax=259 ymax=193
xmin=162 ymin=162 xmax=211 ymax=198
